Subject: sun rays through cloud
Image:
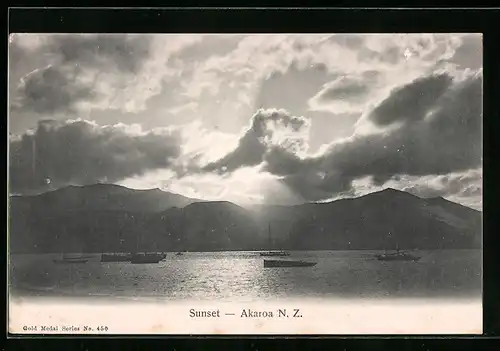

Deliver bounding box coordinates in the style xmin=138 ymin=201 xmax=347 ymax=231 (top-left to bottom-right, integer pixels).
xmin=9 ymin=33 xmax=482 ymax=209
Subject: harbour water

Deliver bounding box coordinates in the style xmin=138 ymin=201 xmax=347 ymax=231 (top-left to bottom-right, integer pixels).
xmin=9 ymin=250 xmax=481 ymax=302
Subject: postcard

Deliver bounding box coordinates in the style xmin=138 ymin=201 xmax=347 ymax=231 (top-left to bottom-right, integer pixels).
xmin=8 ymin=32 xmax=482 ymax=335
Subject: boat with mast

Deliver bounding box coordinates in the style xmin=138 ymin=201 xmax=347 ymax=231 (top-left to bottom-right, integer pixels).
xmin=175 ymin=209 xmax=187 ymax=256
xmin=53 ymin=253 xmax=91 ymax=264
xmin=375 ymin=240 xmax=420 ymax=261
xmin=129 ymin=231 xmax=166 ymax=264
xmin=259 ymin=223 xmax=290 ymax=257
xmin=52 ymin=235 xmax=92 ymax=264
xmin=261 ymin=224 xmax=317 ymax=268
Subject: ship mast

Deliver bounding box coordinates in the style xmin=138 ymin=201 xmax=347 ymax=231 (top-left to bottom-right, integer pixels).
xmin=268 ymin=223 xmax=271 ymax=249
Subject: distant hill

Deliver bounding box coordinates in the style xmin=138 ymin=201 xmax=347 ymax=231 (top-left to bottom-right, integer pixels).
xmin=285 ymin=189 xmax=482 ymax=250
xmin=8 ymin=185 xmax=481 ymax=253
xmin=9 ymin=183 xmax=201 ymax=213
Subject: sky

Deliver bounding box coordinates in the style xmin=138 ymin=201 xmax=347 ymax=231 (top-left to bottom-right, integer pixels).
xmin=8 ymin=33 xmax=483 ymax=210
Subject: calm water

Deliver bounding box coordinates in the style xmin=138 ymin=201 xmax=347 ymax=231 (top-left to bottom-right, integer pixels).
xmin=9 ymin=250 xmax=481 ymax=302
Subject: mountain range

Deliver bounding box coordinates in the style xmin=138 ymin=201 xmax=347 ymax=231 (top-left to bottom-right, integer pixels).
xmin=8 ymin=184 xmax=482 ymax=253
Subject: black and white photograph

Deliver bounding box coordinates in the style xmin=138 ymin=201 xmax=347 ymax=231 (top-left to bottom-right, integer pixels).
xmin=8 ymin=33 xmax=482 ymax=334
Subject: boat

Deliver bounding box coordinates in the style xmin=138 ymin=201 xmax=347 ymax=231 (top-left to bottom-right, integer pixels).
xmin=100 ymin=253 xmax=133 ymax=262
xmin=375 ymin=250 xmax=420 ymax=261
xmin=53 ymin=253 xmax=89 ymax=264
xmin=175 ymin=212 xmax=189 ymax=257
xmin=259 ymin=223 xmax=290 ymax=257
xmin=264 ymin=259 xmax=317 ymax=268
xmin=130 ymin=252 xmax=166 ymax=264
xmin=375 ymin=240 xmax=420 ymax=261
xmin=129 ymin=232 xmax=166 ymax=264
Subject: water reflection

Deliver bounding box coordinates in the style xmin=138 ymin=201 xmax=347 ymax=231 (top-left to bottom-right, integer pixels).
xmin=9 ymin=250 xmax=481 ymax=301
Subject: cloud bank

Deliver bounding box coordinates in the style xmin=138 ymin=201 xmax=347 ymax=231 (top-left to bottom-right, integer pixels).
xmin=9 ymin=119 xmax=182 ymax=194
xmin=11 ymin=35 xmax=154 ymax=115
xmin=9 ymin=69 xmax=482 ymax=207
xmin=8 ymin=34 xmax=482 ymax=209
xmin=196 ymin=70 xmax=482 ymax=203
xmin=284 ymin=71 xmax=481 ymax=201
xmin=10 ymin=34 xmax=202 ymax=118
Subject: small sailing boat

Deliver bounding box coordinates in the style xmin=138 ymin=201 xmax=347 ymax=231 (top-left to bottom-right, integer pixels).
xmin=175 ymin=211 xmax=187 ymax=256
xmin=260 ymin=224 xmax=316 ymax=268
xmin=375 ymin=241 xmax=420 ymax=261
xmin=53 ymin=253 xmax=90 ymax=264
xmin=129 ymin=232 xmax=166 ymax=264
xmin=259 ymin=223 xmax=290 ymax=257
xmin=53 ymin=235 xmax=91 ymax=264
xmin=264 ymin=259 xmax=317 ymax=268
xmin=375 ymin=250 xmax=420 ymax=261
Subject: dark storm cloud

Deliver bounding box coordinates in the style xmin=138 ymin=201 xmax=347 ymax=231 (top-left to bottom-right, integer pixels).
xmin=202 ymin=108 xmax=310 ymax=174
xmin=12 ymin=65 xmax=96 ymax=114
xmin=12 ymin=34 xmax=153 ymax=115
xmin=205 ymin=70 xmax=481 ymax=202
xmin=277 ymin=71 xmax=482 ymax=201
xmin=262 ymin=146 xmax=312 ymax=176
xmin=368 ymin=73 xmax=454 ymax=126
xmin=9 ymin=119 xmax=182 ymax=194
